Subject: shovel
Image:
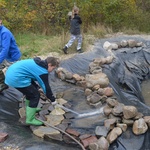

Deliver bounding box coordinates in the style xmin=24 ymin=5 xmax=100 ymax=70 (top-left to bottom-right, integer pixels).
xmin=56 ymin=104 xmax=104 ymax=119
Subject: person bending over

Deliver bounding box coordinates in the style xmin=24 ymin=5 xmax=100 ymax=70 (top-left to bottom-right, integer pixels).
xmin=5 ymin=56 xmax=59 ymax=126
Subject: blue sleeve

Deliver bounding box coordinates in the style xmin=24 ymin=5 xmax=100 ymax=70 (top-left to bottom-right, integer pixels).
xmin=0 ymin=32 xmax=11 ymax=63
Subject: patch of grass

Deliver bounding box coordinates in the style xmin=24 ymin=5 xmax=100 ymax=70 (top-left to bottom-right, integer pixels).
xmin=16 ymin=33 xmax=64 ymax=59
xmin=86 ymin=24 xmax=113 ymax=39
xmin=16 ymin=31 xmax=90 ymax=58
xmin=119 ymin=27 xmax=143 ymax=35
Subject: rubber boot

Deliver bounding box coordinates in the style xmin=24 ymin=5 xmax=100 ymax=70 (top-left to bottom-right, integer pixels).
xmin=25 ymin=99 xmax=41 ymax=112
xmin=26 ymin=106 xmax=43 ymax=125
xmin=25 ymin=99 xmax=30 ymax=107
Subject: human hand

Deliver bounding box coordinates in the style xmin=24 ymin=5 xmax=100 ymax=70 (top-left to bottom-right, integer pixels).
xmin=67 ymin=11 xmax=72 ymax=16
xmin=51 ymin=101 xmax=58 ymax=106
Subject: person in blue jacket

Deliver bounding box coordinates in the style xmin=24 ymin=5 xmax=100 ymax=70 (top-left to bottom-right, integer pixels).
xmin=0 ymin=18 xmax=21 ymax=92
xmin=5 ymin=56 xmax=59 ymax=125
xmin=62 ymin=6 xmax=83 ymax=54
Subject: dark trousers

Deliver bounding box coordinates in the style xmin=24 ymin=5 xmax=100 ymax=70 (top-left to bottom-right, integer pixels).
xmin=0 ymin=60 xmax=15 ymax=92
xmin=0 ymin=69 xmax=8 ymax=92
xmin=16 ymin=84 xmax=40 ymax=108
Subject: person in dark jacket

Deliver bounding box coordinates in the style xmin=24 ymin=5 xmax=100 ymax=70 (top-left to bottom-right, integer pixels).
xmin=0 ymin=18 xmax=21 ymax=92
xmin=63 ymin=6 xmax=83 ymax=54
xmin=5 ymin=56 xmax=59 ymax=125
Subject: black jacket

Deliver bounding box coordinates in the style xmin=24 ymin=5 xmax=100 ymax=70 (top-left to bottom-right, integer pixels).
xmin=70 ymin=14 xmax=82 ymax=35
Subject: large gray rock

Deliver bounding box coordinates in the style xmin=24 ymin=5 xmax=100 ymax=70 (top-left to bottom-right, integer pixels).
xmin=85 ymin=73 xmax=109 ymax=88
xmin=107 ymin=127 xmax=122 ymax=144
xmin=132 ymin=118 xmax=148 ymax=135
xmin=123 ymin=106 xmax=138 ymax=119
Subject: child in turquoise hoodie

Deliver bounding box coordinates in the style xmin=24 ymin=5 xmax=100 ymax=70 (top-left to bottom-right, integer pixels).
xmin=5 ymin=57 xmax=59 ymax=125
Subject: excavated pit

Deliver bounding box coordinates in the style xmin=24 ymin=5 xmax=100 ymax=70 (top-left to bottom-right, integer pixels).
xmin=0 ymin=35 xmax=150 ymax=150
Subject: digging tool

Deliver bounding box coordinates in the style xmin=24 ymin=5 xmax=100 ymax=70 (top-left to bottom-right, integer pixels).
xmin=56 ymin=104 xmax=80 ymax=115
xmin=56 ymin=104 xmax=104 ymax=119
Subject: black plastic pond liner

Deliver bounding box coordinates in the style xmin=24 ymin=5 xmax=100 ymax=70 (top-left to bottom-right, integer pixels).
xmin=0 ymin=35 xmax=150 ymax=150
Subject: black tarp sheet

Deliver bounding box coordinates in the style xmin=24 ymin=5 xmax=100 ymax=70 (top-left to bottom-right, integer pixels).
xmin=0 ymin=35 xmax=150 ymax=150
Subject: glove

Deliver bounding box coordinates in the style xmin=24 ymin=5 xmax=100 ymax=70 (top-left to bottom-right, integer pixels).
xmin=51 ymin=101 xmax=58 ymax=106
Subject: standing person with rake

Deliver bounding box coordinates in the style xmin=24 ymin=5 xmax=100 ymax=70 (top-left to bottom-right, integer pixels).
xmin=62 ymin=6 xmax=83 ymax=54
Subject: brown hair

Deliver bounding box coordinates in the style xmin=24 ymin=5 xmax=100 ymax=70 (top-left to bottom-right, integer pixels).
xmin=46 ymin=57 xmax=59 ymax=67
xmin=72 ymin=6 xmax=79 ymax=18
xmin=73 ymin=6 xmax=79 ymax=14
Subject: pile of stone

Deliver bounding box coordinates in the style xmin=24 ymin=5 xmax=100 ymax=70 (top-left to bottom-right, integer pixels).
xmin=53 ymin=54 xmax=149 ymax=149
xmin=55 ymin=55 xmax=113 ymax=88
xmin=102 ymin=39 xmax=144 ymax=58
xmin=18 ymin=91 xmax=150 ymax=150
xmin=91 ymin=98 xmax=150 ymax=150
xmin=56 ymin=56 xmax=114 ymax=108
xmin=103 ymin=39 xmax=143 ymax=51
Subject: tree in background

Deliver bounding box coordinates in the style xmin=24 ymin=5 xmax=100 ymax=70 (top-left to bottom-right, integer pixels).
xmin=1 ymin=0 xmax=150 ymax=34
